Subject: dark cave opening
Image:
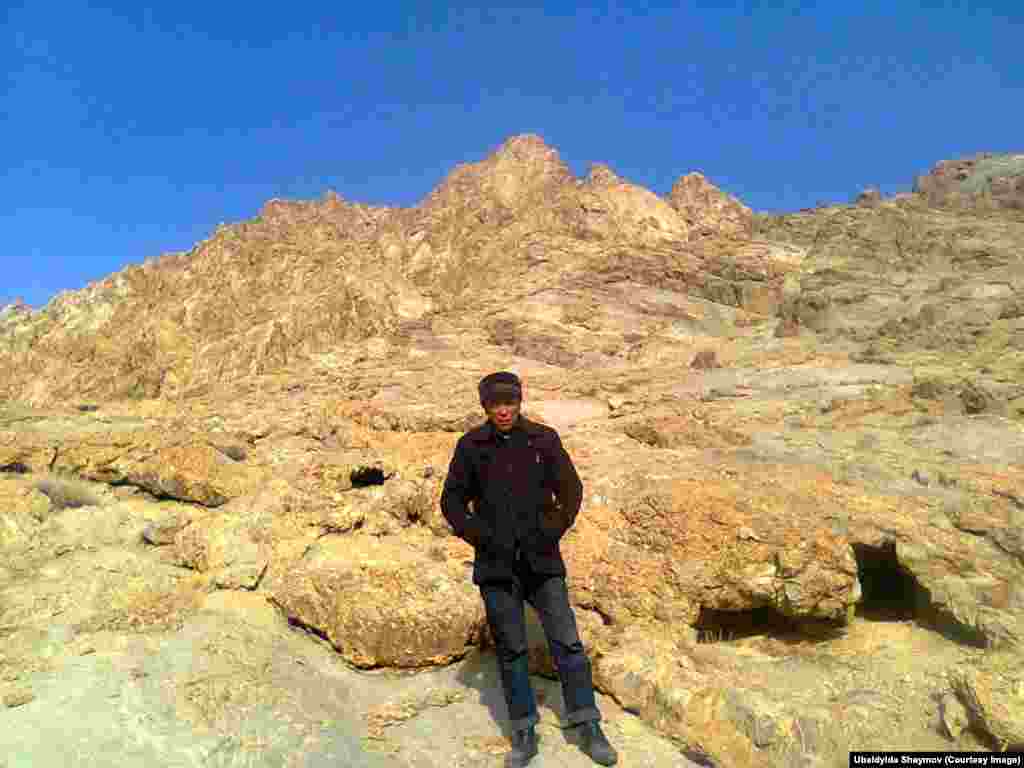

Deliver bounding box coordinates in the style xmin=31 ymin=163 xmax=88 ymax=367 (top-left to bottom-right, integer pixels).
xmin=350 ymin=466 xmax=387 ymax=487
xmin=692 ymin=543 xmax=990 ymax=648
xmin=692 ymin=541 xmax=927 ymax=645
xmin=0 ymin=462 xmax=30 ymax=474
xmin=852 ymin=542 xmax=921 ymax=621
xmin=693 ymin=605 xmax=843 ymax=644
xmin=852 ymin=541 xmax=988 ymax=647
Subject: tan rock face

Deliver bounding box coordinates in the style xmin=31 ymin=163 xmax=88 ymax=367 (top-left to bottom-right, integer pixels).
xmin=270 ymin=534 xmax=485 ymax=668
xmin=565 ymin=474 xmax=861 ymax=626
xmin=577 ymin=163 xmax=690 ymax=242
xmin=120 ymin=443 xmax=265 ymax=507
xmin=421 ymin=133 xmax=574 ymax=214
xmin=669 ymin=172 xmax=754 ymax=239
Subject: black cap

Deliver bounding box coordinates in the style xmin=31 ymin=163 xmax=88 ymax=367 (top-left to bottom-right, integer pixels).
xmin=479 ymin=371 xmax=522 ymax=406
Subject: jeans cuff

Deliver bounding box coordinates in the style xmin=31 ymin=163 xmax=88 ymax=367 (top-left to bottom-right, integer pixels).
xmin=509 ymin=712 xmax=540 ymax=731
xmin=564 ymin=707 xmax=601 ymax=726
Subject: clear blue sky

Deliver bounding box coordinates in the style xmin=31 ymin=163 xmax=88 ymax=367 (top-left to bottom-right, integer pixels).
xmin=3 ymin=1 xmax=1021 ymax=308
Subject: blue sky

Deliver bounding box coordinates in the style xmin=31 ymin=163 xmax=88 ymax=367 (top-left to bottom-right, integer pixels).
xmin=3 ymin=1 xmax=1021 ymax=308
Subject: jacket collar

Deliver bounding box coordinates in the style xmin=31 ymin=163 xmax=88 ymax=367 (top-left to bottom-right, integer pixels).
xmin=468 ymin=415 xmax=545 ymax=442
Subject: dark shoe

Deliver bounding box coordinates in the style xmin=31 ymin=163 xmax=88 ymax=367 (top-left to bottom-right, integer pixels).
xmin=577 ymin=721 xmax=618 ymax=766
xmin=505 ymin=725 xmax=538 ymax=768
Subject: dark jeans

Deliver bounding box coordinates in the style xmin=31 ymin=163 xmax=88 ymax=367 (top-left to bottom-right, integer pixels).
xmin=480 ymin=560 xmax=601 ymax=732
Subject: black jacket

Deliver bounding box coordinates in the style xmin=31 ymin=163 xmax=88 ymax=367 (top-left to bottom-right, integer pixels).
xmin=441 ymin=416 xmax=583 ymax=585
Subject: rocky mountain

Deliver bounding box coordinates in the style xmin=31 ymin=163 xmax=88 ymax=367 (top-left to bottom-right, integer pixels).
xmin=0 ymin=135 xmax=766 ymax=405
xmin=1 ymin=139 xmax=1022 ymax=768
xmin=913 ymin=152 xmax=1024 ymax=211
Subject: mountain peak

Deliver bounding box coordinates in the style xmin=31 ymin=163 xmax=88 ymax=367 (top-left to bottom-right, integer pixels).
xmin=668 ymin=172 xmax=753 ymax=239
xmin=491 ymin=133 xmax=560 ymax=162
xmin=585 ymin=163 xmax=625 ymax=187
xmin=420 ymin=134 xmax=573 ymax=211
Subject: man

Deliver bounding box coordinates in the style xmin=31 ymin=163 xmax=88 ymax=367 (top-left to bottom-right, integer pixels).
xmin=441 ymin=371 xmax=618 ymax=767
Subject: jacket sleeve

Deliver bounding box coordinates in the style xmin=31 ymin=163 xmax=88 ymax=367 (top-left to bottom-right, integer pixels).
xmin=545 ymin=432 xmax=583 ymax=539
xmin=441 ymin=437 xmax=492 ymax=548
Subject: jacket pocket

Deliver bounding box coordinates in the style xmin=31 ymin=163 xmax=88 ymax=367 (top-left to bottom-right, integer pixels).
xmin=539 ymin=495 xmax=566 ymax=537
xmin=463 ymin=515 xmax=493 ymax=549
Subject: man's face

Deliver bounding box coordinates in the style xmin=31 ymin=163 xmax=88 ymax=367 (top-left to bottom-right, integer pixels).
xmin=485 ymin=398 xmax=521 ymax=432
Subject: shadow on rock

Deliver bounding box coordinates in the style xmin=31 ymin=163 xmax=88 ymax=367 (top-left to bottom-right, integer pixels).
xmin=454 ymin=648 xmax=571 ymax=741
xmin=454 ymin=649 xmax=517 ymax=738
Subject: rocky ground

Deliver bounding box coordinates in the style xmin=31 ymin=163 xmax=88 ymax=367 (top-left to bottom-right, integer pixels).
xmin=1 ymin=138 xmax=1022 ymax=767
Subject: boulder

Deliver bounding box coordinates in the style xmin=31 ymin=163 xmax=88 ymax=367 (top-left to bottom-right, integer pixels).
xmin=116 ymin=442 xmax=266 ymax=507
xmin=270 ymin=533 xmax=486 ymax=668
xmin=173 ymin=512 xmax=269 ymax=590
xmin=949 ymin=652 xmax=1024 ymax=748
xmin=592 ymin=622 xmax=762 ymax=768
xmin=3 ymin=430 xmax=270 ymax=508
xmin=552 ymin=472 xmax=862 ymax=645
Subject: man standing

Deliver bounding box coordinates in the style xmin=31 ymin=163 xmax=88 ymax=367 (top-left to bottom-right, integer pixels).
xmin=441 ymin=371 xmax=618 ymax=767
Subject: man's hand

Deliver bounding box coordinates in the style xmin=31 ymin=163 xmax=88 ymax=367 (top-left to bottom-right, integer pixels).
xmin=462 ymin=514 xmax=493 ymax=550
xmin=442 ymin=437 xmax=485 ymax=545
xmin=539 ymin=495 xmax=569 ymax=541
xmin=543 ymin=432 xmax=583 ymax=538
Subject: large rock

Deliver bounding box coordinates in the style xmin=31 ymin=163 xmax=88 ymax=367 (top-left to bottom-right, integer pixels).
xmin=897 ymin=539 xmax=1021 ymax=649
xmin=58 ymin=435 xmax=265 ymax=507
xmin=0 ymin=425 xmax=264 ymax=508
xmin=949 ymin=652 xmax=1024 ymax=748
xmin=173 ymin=511 xmax=269 ymax=589
xmin=567 ymin=474 xmax=861 ymax=628
xmin=115 ymin=442 xmax=265 ymax=507
xmin=841 ymin=485 xmax=1023 ymax=650
xmin=270 ymin=533 xmax=486 ymax=668
xmin=592 ymin=622 xmax=763 ymax=768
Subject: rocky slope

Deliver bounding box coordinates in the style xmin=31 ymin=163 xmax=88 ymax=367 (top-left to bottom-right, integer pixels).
xmin=913 ymin=153 xmax=1024 ymax=211
xmin=1 ymin=139 xmax=1022 ymax=768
